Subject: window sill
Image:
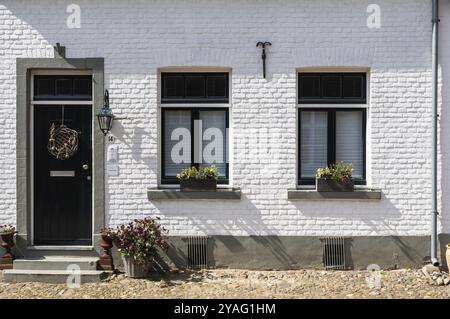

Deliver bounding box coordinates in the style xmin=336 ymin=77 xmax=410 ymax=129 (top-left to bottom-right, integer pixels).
xmin=147 ymin=188 xmax=241 ymax=200
xmin=287 ymin=188 xmax=382 ymax=200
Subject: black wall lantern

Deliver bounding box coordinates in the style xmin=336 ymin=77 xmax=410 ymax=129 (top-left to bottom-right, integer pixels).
xmin=97 ymin=89 xmax=114 ymax=135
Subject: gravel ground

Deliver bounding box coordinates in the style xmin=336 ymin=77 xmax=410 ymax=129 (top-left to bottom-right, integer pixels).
xmin=0 ymin=269 xmax=449 ymax=299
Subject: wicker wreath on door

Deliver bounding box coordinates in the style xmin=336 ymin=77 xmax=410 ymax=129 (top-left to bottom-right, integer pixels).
xmin=47 ymin=123 xmax=79 ymax=160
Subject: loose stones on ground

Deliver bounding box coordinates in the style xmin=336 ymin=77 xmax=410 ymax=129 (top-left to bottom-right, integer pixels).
xmin=0 ymin=268 xmax=448 ymax=299
xmin=421 ymin=265 xmax=450 ymax=286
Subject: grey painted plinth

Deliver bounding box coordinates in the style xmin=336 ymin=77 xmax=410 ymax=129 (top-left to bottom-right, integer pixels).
xmin=288 ymin=189 xmax=382 ymax=200
xmin=147 ymin=188 xmax=241 ymax=200
xmin=111 ymin=235 xmax=443 ymax=271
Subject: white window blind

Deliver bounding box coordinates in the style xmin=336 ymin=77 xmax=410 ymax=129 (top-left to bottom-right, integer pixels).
xmin=164 ymin=110 xmax=191 ymax=177
xmin=300 ymin=112 xmax=328 ymax=178
xmin=199 ymin=110 xmax=227 ymax=177
xmin=336 ymin=111 xmax=363 ymax=178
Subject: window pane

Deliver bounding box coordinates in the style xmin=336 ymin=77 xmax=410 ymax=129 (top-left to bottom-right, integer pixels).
xmin=34 ymin=76 xmax=92 ymax=100
xmin=185 ymin=76 xmax=205 ymax=98
xmin=164 ymin=75 xmax=184 ymax=98
xmin=300 ymin=112 xmax=328 ymax=178
xmin=342 ymin=75 xmax=363 ymax=99
xmin=321 ymin=75 xmax=341 ymax=98
xmin=164 ymin=110 xmax=191 ymax=177
xmin=207 ymin=75 xmax=227 ymax=98
xmin=336 ymin=111 xmax=364 ymax=179
xmin=199 ymin=110 xmax=227 ymax=177
xmin=73 ymin=79 xmax=92 ymax=96
xmin=55 ymin=79 xmax=72 ymax=96
xmin=36 ymin=79 xmax=55 ymax=97
xmin=299 ymin=75 xmax=320 ymax=99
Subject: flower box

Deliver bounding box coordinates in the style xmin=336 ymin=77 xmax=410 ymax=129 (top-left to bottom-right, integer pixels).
xmin=180 ymin=179 xmax=217 ymax=191
xmin=316 ymin=178 xmax=354 ymax=192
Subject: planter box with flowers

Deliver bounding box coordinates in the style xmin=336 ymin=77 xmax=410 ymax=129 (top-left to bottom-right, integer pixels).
xmin=316 ymin=162 xmax=354 ymax=192
xmin=0 ymin=224 xmax=16 ymax=270
xmin=176 ymin=165 xmax=218 ymax=191
xmin=107 ymin=217 xmax=169 ymax=278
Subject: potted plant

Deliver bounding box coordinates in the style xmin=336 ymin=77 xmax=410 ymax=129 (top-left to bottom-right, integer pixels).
xmin=110 ymin=217 xmax=168 ymax=278
xmin=316 ymin=162 xmax=354 ymax=192
xmin=97 ymin=228 xmax=115 ymax=271
xmin=446 ymin=243 xmax=450 ymax=272
xmin=0 ymin=224 xmax=16 ymax=270
xmin=176 ymin=165 xmax=218 ymax=191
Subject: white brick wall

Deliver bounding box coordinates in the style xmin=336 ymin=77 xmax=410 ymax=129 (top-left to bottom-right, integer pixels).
xmin=0 ymin=0 xmax=446 ymax=236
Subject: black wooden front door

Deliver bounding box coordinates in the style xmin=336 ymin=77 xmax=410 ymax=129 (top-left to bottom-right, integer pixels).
xmin=34 ymin=105 xmax=92 ymax=245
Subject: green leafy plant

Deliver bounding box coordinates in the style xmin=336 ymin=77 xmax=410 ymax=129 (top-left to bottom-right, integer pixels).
xmin=176 ymin=165 xmax=218 ymax=181
xmin=109 ymin=217 xmax=169 ymax=265
xmin=0 ymin=224 xmax=16 ymax=234
xmin=316 ymin=162 xmax=353 ymax=182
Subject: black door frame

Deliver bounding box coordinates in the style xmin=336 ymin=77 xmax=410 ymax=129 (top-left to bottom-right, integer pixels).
xmin=16 ymin=58 xmax=105 ymax=252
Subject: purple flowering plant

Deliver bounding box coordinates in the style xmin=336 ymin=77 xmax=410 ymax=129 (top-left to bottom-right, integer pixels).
xmin=109 ymin=217 xmax=169 ymax=265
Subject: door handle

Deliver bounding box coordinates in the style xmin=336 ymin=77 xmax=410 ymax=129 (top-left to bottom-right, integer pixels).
xmin=82 ymin=164 xmax=89 ymax=170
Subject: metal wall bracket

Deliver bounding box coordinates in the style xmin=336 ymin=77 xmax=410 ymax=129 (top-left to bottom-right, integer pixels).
xmin=256 ymin=41 xmax=271 ymax=79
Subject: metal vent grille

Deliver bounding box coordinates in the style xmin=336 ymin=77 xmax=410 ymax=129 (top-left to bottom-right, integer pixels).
xmin=321 ymin=237 xmax=347 ymax=270
xmin=185 ymin=236 xmax=210 ymax=269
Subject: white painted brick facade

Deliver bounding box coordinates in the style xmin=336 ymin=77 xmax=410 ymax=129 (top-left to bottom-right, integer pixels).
xmin=0 ymin=0 xmax=448 ymax=236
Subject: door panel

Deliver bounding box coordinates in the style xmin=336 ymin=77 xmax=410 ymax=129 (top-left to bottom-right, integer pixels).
xmin=34 ymin=105 xmax=92 ymax=245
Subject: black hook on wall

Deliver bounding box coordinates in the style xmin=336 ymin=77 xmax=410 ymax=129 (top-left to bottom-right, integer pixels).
xmin=256 ymin=41 xmax=272 ymax=79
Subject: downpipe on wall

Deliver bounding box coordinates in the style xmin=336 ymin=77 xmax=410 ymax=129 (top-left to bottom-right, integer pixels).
xmin=431 ymin=0 xmax=440 ymax=267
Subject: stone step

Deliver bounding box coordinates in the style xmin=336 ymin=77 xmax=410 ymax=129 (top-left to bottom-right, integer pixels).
xmin=23 ymin=249 xmax=99 ymax=258
xmin=13 ymin=256 xmax=99 ymax=271
xmin=2 ymin=269 xmax=109 ymax=284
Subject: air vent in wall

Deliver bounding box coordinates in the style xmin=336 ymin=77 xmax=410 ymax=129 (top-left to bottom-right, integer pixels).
xmin=185 ymin=236 xmax=210 ymax=269
xmin=321 ymin=237 xmax=348 ymax=270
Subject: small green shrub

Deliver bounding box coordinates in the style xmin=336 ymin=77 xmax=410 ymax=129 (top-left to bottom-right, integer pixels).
xmin=316 ymin=162 xmax=353 ymax=182
xmin=176 ymin=165 xmax=218 ymax=181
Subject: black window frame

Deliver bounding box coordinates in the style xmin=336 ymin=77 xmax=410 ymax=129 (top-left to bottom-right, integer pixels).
xmin=161 ymin=107 xmax=229 ymax=185
xmin=33 ymin=75 xmax=92 ymax=101
xmin=298 ymin=73 xmax=366 ymax=104
xmin=298 ymin=108 xmax=366 ymax=185
xmin=161 ymin=72 xmax=229 ymax=104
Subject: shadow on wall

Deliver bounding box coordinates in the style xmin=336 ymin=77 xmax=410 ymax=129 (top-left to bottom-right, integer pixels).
xmin=151 ymin=193 xmax=298 ymax=269
xmin=149 ymin=192 xmax=408 ymax=270
xmin=3 ymin=1 xmax=261 ymax=75
xmin=104 ymin=118 xmax=159 ymax=227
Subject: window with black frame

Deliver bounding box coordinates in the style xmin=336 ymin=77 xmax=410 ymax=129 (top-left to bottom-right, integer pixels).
xmin=34 ymin=75 xmax=92 ymax=101
xmin=298 ymin=73 xmax=367 ymax=185
xmin=161 ymin=73 xmax=229 ymax=185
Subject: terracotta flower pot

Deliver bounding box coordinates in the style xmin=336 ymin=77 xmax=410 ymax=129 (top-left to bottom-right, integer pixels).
xmin=97 ymin=233 xmax=114 ymax=271
xmin=0 ymin=232 xmax=16 ymax=270
xmin=446 ymin=244 xmax=450 ymax=271
xmin=122 ymin=256 xmax=150 ymax=278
